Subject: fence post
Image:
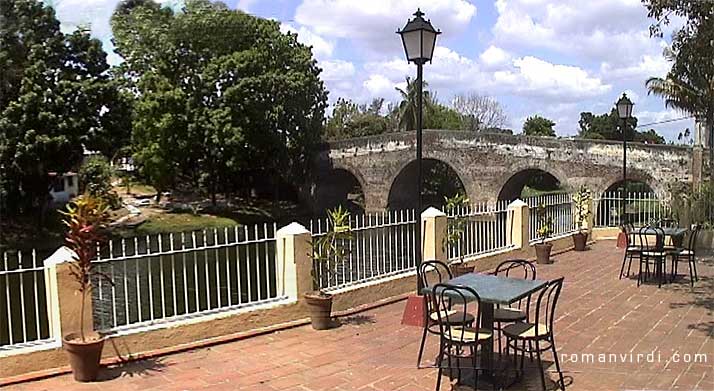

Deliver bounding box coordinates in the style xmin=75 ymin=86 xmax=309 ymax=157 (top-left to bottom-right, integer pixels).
xmin=43 ymin=247 xmax=94 ymax=340
xmin=421 ymin=207 xmax=447 ymax=262
xmin=507 ymin=199 xmax=529 ymax=250
xmin=276 ymin=222 xmax=313 ymax=301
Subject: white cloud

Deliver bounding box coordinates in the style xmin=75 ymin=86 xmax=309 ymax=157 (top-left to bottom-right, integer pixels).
xmin=280 ymin=24 xmax=335 ymax=59
xmin=600 ymin=54 xmax=671 ymax=81
xmin=294 ymin=0 xmax=476 ymax=56
xmin=479 ymin=45 xmax=511 ymax=69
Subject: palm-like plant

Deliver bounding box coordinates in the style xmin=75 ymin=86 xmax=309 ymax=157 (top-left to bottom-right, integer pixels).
xmin=395 ymin=77 xmax=431 ymax=131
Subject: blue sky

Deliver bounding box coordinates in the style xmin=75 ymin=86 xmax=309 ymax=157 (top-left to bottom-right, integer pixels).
xmin=48 ymin=0 xmax=696 ymax=141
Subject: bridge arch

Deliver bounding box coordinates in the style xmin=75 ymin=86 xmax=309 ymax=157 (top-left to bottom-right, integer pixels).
xmin=312 ymin=162 xmax=367 ymax=214
xmin=596 ymin=171 xmax=665 ymax=196
xmin=387 ymin=158 xmax=468 ymax=211
xmin=496 ymin=165 xmax=570 ymax=202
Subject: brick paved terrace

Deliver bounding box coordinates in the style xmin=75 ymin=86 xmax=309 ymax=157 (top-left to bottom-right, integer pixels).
xmin=5 ymin=241 xmax=714 ymax=391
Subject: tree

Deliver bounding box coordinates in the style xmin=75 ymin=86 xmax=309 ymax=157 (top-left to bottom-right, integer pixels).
xmin=0 ymin=0 xmax=115 ymax=218
xmin=578 ymin=109 xmax=638 ymax=141
xmin=643 ymin=0 xmax=714 ymax=220
xmin=425 ymin=103 xmax=464 ymax=130
xmin=324 ymin=98 xmax=391 ymax=140
xmin=112 ymin=0 xmax=328 ymax=203
xmin=395 ymin=77 xmax=431 ymax=131
xmin=523 ymin=115 xmax=556 ymax=137
xmin=452 ymin=93 xmax=508 ymax=131
xmin=78 ymin=156 xmax=119 ymax=208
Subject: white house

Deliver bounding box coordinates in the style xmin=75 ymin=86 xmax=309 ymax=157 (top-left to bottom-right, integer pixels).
xmin=49 ymin=172 xmax=79 ymax=204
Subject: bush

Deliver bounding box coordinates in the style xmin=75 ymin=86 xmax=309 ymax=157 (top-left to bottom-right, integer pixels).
xmin=79 ymin=156 xmax=121 ymax=209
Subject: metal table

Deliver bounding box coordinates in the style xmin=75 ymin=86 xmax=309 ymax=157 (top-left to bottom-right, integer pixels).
xmin=642 ymin=227 xmax=688 ymax=247
xmin=422 ymin=273 xmax=548 ymax=375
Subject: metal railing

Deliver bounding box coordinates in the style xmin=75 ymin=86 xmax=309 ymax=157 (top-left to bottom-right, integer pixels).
xmin=310 ymin=209 xmax=417 ymax=291
xmin=594 ymin=192 xmax=669 ymax=227
xmin=527 ymin=194 xmax=576 ymax=242
xmin=0 ymin=250 xmax=54 ymax=351
xmin=445 ymin=200 xmax=513 ymax=262
xmin=91 ymin=224 xmax=283 ymax=332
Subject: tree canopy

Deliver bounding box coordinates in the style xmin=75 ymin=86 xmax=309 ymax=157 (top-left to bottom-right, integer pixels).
xmin=111 ymin=0 xmax=328 ymax=203
xmin=0 ymin=0 xmax=120 ymax=216
xmin=523 ymin=115 xmax=556 ymax=137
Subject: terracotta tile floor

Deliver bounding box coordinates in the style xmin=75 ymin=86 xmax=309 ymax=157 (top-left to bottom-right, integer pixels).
xmin=5 ymin=241 xmax=714 ymax=391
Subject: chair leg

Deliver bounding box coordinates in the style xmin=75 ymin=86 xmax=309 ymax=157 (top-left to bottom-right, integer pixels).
xmin=435 ymin=345 xmax=444 ymax=391
xmin=550 ymin=340 xmax=566 ymax=391
xmin=417 ymin=325 xmax=429 ymax=368
xmin=535 ymin=345 xmax=547 ymax=391
xmin=626 ymin=253 xmax=634 ymax=277
xmin=619 ymin=251 xmax=628 ymax=279
xmin=691 ymin=255 xmax=699 ymax=282
xmin=471 ymin=345 xmax=478 ymax=391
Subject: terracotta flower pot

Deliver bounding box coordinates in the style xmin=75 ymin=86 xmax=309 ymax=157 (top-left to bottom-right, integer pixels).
xmin=63 ymin=332 xmax=105 ymax=382
xmin=535 ymin=242 xmax=553 ymax=264
xmin=449 ymin=263 xmax=474 ymax=277
xmin=304 ymin=292 xmax=333 ymax=330
xmin=572 ymin=232 xmax=588 ymax=251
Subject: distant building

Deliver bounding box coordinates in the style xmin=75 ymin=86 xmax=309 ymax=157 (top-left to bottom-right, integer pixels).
xmin=48 ymin=172 xmax=79 ymax=204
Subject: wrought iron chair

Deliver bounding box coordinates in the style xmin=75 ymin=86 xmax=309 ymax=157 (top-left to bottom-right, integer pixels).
xmin=619 ymin=222 xmax=642 ymax=279
xmin=492 ymin=260 xmax=536 ymax=355
xmin=638 ymin=225 xmax=667 ymax=287
xmin=417 ymin=260 xmax=475 ymax=369
xmin=503 ymin=277 xmax=566 ymax=391
xmin=431 ymin=283 xmax=493 ymax=391
xmin=670 ymin=224 xmax=701 ymax=287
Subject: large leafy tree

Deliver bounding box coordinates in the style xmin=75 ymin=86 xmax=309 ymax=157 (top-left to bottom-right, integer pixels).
xmin=112 ymin=0 xmax=327 ymax=203
xmin=0 ymin=0 xmax=118 ymax=217
xmin=324 ymin=98 xmax=391 ymax=140
xmin=576 ymin=109 xmax=664 ymax=144
xmin=523 ymin=115 xmax=556 ymax=137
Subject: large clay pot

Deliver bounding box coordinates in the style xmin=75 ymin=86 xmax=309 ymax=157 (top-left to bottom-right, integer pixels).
xmin=450 ymin=263 xmax=474 ymax=277
xmin=535 ymin=243 xmax=553 ymax=264
xmin=304 ymin=292 xmax=333 ymax=330
xmin=572 ymin=232 xmax=588 ymax=251
xmin=63 ymin=332 xmax=105 ymax=382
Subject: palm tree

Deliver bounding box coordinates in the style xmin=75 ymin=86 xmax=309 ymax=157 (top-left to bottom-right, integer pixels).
xmin=395 ymin=77 xmax=431 ymax=131
xmin=646 ymin=25 xmax=714 ymax=221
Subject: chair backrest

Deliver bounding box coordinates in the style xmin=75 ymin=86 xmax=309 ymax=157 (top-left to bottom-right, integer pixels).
xmin=418 ymin=260 xmax=452 ymax=290
xmin=686 ymin=224 xmax=701 ymax=253
xmin=432 ymin=283 xmax=483 ymax=343
xmin=533 ymin=277 xmax=565 ymax=335
xmin=419 ymin=260 xmax=452 ymax=319
xmin=494 ymin=259 xmax=536 ymax=280
xmin=638 ymin=225 xmax=664 ymax=251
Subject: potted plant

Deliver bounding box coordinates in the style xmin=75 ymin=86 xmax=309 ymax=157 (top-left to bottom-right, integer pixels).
xmin=534 ymin=203 xmax=554 ymax=264
xmin=60 ymin=195 xmax=112 ymax=382
xmin=443 ymin=193 xmax=473 ymax=276
xmin=305 ymin=206 xmax=352 ymax=330
xmin=572 ymin=186 xmax=591 ymax=251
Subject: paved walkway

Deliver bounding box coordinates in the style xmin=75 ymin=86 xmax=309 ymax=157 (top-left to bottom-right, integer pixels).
xmin=6 ymin=241 xmax=714 ymax=390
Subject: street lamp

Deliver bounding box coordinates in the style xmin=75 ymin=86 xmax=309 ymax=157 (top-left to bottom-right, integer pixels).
xmin=616 ymin=93 xmax=634 ymax=227
xmin=398 ymin=9 xmax=440 ymax=293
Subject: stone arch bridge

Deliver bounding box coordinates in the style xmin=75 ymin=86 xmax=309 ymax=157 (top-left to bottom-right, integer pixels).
xmin=310 ymin=130 xmax=703 ymax=212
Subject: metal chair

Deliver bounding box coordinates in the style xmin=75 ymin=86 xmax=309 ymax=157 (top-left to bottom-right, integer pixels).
xmin=619 ymin=222 xmax=642 ymax=279
xmin=432 ymin=283 xmax=493 ymax=391
xmin=503 ymin=277 xmax=566 ymax=391
xmin=493 ymin=260 xmax=536 ymax=355
xmin=659 ymin=218 xmax=679 ymax=228
xmin=417 ymin=260 xmax=475 ymax=369
xmin=671 ymin=225 xmax=701 ymax=287
xmin=638 ymin=225 xmax=667 ymax=287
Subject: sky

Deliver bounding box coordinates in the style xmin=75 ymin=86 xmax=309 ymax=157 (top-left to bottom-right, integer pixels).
xmin=47 ymin=0 xmax=696 ymax=141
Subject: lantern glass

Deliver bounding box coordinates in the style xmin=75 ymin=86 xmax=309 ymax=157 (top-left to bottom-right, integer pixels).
xmin=422 ymin=29 xmax=437 ymax=61
xmin=402 ymin=29 xmax=422 ymax=61
xmin=616 ymin=94 xmax=634 ymax=119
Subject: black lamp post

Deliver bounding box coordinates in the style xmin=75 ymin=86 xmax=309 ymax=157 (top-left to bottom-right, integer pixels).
xmin=616 ymin=93 xmax=634 ymax=227
xmin=398 ymin=9 xmax=440 ymax=293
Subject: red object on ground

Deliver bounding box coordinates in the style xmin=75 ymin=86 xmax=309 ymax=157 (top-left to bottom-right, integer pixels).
xmin=616 ymin=231 xmax=627 ymax=248
xmin=400 ymin=295 xmax=425 ymax=327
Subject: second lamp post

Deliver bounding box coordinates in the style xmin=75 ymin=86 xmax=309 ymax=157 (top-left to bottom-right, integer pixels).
xmin=616 ymin=93 xmax=634 ymax=227
xmin=398 ymin=9 xmax=440 ymax=293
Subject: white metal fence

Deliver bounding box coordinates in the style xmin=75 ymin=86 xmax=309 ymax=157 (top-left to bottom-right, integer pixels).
xmin=594 ymin=192 xmax=669 ymax=227
xmin=310 ymin=209 xmax=417 ymax=291
xmin=445 ymin=201 xmax=513 ymax=262
xmin=91 ymin=224 xmax=283 ymax=332
xmin=0 ymin=250 xmax=54 ymax=351
xmin=527 ymin=194 xmax=575 ymax=242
